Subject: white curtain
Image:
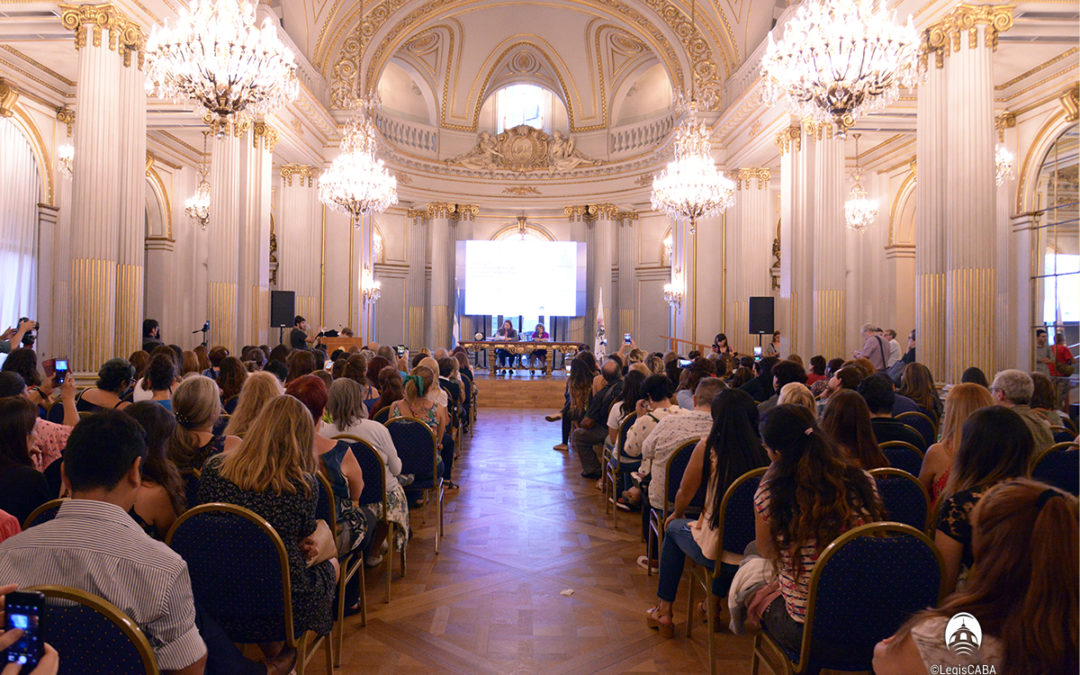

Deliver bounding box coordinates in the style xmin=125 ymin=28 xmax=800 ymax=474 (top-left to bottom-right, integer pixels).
xmin=0 ymin=117 xmax=41 ymax=344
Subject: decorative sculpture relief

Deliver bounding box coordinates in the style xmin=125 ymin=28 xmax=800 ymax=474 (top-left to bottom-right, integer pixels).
xmin=447 ymin=125 xmax=599 ymax=174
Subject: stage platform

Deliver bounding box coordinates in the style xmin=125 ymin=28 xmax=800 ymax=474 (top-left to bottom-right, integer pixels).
xmin=472 ymin=369 xmax=567 ymax=409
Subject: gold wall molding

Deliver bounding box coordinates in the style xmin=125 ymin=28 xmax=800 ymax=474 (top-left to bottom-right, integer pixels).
xmin=426 ymin=202 xmax=478 ymax=220
xmin=56 ymin=105 xmax=75 ymax=136
xmin=1060 ymin=83 xmax=1079 ymax=122
xmin=279 ymin=163 xmax=316 ymax=187
xmin=995 ymin=47 xmax=1078 ymax=91
xmin=405 ymin=207 xmax=427 ymax=222
xmin=734 ymin=167 xmax=770 ymax=190
xmin=0 ymin=78 xmax=18 ymax=117
xmin=564 ymin=203 xmax=618 ymax=222
xmin=502 ymin=186 xmax=541 ymax=196
xmin=59 ymin=2 xmax=145 ymax=67
xmin=923 ymin=3 xmax=1013 ymax=68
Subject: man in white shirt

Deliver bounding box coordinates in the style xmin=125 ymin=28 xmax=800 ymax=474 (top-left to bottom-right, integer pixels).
xmin=883 ymin=329 xmax=902 ymax=368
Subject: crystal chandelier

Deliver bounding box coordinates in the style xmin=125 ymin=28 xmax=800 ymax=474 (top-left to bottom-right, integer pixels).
xmin=360 ymin=267 xmax=382 ymax=303
xmin=651 ymin=0 xmax=734 ymax=235
xmin=56 ymin=144 xmax=74 ymax=179
xmin=372 ymin=230 xmax=384 ymax=261
xmin=663 ymin=270 xmax=684 ymax=308
xmin=761 ymin=0 xmax=921 ymax=136
xmin=844 ymin=133 xmax=878 ymax=232
xmin=185 ymin=131 xmax=211 ymax=229
xmin=995 ymin=144 xmax=1015 ymax=186
xmin=145 ymin=0 xmax=299 ymax=132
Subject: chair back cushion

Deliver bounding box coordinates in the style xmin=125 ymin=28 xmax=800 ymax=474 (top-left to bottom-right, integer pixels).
xmin=807 ymin=525 xmax=941 ymax=670
xmin=1032 ymin=447 xmax=1079 ymax=496
xmin=666 ymin=439 xmax=706 ymax=506
xmin=314 ymin=475 xmax=334 ymax=524
xmin=872 ymin=470 xmax=929 ymax=531
xmin=23 ymin=500 xmax=63 ymax=529
xmin=616 ymin=412 xmax=636 ymax=456
xmin=895 ymin=412 xmax=935 ymax=448
xmin=387 ymin=418 xmax=437 ymax=480
xmin=168 ymin=506 xmax=288 ymax=643
xmin=720 ymin=469 xmax=764 ymax=554
xmin=347 ymin=440 xmax=386 ymax=505
xmin=880 ymin=444 xmax=923 ymax=476
xmin=36 ymin=589 xmax=156 ymax=675
xmin=181 ymin=471 xmax=200 ymax=510
xmin=372 ymin=406 xmax=391 ymax=424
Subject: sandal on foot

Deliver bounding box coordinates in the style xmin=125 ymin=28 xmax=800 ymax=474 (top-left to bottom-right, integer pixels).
xmin=645 ymin=607 xmax=674 ymax=638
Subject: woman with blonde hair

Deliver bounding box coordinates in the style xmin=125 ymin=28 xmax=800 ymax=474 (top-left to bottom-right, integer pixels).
xmin=223 ymin=371 xmax=283 ymax=438
xmin=180 ymin=351 xmax=201 ymax=379
xmin=874 ymin=479 xmax=1077 ymax=675
xmin=168 ymin=375 xmax=240 ymax=472
xmin=198 ymin=395 xmax=338 ymax=641
xmin=776 ymin=382 xmax=815 ymax=415
xmin=918 ymin=383 xmax=994 ymax=501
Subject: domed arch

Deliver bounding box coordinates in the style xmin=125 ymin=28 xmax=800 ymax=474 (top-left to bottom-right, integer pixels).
xmin=1016 ymin=109 xmax=1076 ymax=214
xmin=467 ymin=38 xmax=578 ymax=132
xmin=5 ymin=105 xmax=53 ymax=206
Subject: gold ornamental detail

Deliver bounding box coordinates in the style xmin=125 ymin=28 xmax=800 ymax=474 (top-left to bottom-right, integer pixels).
xmin=60 ymin=3 xmax=145 ymax=68
xmin=279 ymin=164 xmax=316 ymax=187
xmin=426 ymin=202 xmax=479 ymax=221
xmin=775 ymin=124 xmax=802 ymax=156
xmin=1060 ymin=83 xmax=1079 ymax=122
xmin=56 ymin=105 xmax=75 ymax=136
xmin=922 ymin=3 xmax=1013 ymax=69
xmin=251 ymin=122 xmax=278 ymax=152
xmin=564 ymin=203 xmax=618 ymax=222
xmin=405 ymin=208 xmax=427 ymax=222
xmin=503 ymin=186 xmax=541 ymax=196
xmin=735 ymin=168 xmax=770 ymax=190
xmin=0 ymin=78 xmax=19 ymax=117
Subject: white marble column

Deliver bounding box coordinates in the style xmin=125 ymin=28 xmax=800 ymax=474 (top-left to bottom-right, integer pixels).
xmin=944 ymin=16 xmax=1003 ymax=383
xmin=115 ymin=45 xmax=146 ymax=358
xmin=592 ymin=205 xmax=617 ymax=341
xmin=729 ymin=169 xmax=772 ymax=355
xmin=778 ymin=123 xmax=814 ymax=357
xmin=207 ymin=130 xmax=241 ymax=351
xmin=278 ymin=165 xmax=322 ymax=338
xmin=62 ymin=4 xmax=142 ymax=370
xmin=811 ymin=132 xmax=846 ymax=359
xmin=916 ymin=39 xmax=948 ymax=382
xmin=426 ymin=202 xmax=457 ymax=349
xmin=404 ymin=209 xmax=427 ymax=348
xmin=236 ymin=124 xmax=274 ymax=347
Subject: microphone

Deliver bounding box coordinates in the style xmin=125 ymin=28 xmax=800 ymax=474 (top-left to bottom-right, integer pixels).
xmin=192 ymin=321 xmax=209 ymax=334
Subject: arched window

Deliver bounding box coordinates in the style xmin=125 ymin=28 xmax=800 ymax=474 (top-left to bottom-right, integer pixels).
xmin=0 ymin=117 xmax=41 ymax=349
xmin=495 ymin=84 xmax=555 ymax=133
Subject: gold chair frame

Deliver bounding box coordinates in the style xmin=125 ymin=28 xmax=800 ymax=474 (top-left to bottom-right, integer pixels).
xmin=384 ymin=416 xmax=446 ymax=553
xmin=894 ymin=410 xmax=938 ymax=445
xmin=165 ymin=503 xmax=333 ymax=675
xmin=868 ymin=467 xmax=932 ymax=532
xmin=22 ymin=497 xmax=67 ymax=529
xmin=314 ymin=471 xmax=367 ymax=667
xmin=645 ymin=437 xmax=703 ymax=577
xmin=601 ymin=412 xmax=637 ymax=529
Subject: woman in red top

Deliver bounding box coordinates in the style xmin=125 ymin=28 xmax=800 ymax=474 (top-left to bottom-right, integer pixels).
xmin=1050 ymin=331 xmax=1074 ymax=407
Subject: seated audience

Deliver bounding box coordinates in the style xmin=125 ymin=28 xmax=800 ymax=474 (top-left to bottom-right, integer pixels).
xmin=806 ymin=356 xmax=827 ymax=387
xmin=820 ymin=389 xmax=889 ymax=469
xmin=129 ymin=349 xmax=150 ymax=384
xmin=858 ymin=374 xmax=927 ymax=452
xmin=146 ymin=352 xmax=178 ymax=410
xmin=198 ymin=395 xmax=338 ymax=642
xmin=571 ymin=358 xmax=624 ymax=479
xmin=0 ymin=411 xmax=212 ymax=675
xmin=676 ymin=358 xmax=714 ymax=410
xmin=180 ymin=351 xmax=200 ymax=379
xmin=646 ymin=389 xmax=768 ymax=635
xmin=217 ymin=356 xmax=248 ymax=414
xmin=168 ymin=375 xmax=240 ymax=473
xmin=753 ymin=404 xmax=884 ymax=657
xmin=0 ymin=372 xmax=74 ymax=471
xmin=320 ymin=379 xmax=410 ymax=554
xmin=264 ymin=359 xmax=288 ymax=384
xmin=874 ymin=478 xmax=1077 ymax=675
xmin=622 ymin=375 xmax=679 ymax=477
xmin=123 ymin=402 xmax=186 ymax=538
xmin=0 ymin=348 xmax=48 ymax=412
xmin=1029 ymin=371 xmax=1068 ymax=428
xmin=77 ymin=357 xmax=135 ymax=412
xmin=607 ymin=370 xmax=646 ymax=449
xmin=898 ymin=362 xmax=943 ymax=420
xmin=0 ymin=397 xmax=52 ymax=524
xmin=205 ymin=346 xmax=229 ymax=380
xmin=286 ymin=349 xmax=317 ymax=383
xmin=758 ymin=360 xmax=807 ymax=415
xmin=552 ymin=353 xmax=596 ymax=452
xmin=822 ymin=365 xmax=863 ymax=403
xmin=776 ymin=382 xmax=815 ymax=414
xmin=961 ymin=366 xmax=989 ymax=388
xmin=990 ymin=369 xmax=1053 ymax=454
xmin=740 ymin=356 xmax=777 ymax=404
xmin=223 ymin=371 xmax=283 ymax=438
xmin=390 ymin=365 xmax=455 ymax=487
xmin=935 ymin=406 xmax=1034 ymax=593
xmin=370 ymin=366 xmax=404 ymax=417
xmin=918 ymin=383 xmax=994 ymax=502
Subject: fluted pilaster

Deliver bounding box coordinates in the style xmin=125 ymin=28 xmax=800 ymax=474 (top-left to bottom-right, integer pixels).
xmin=730 ymin=169 xmax=772 ymax=354
xmin=115 ymin=56 xmax=146 ymax=358
xmin=812 ymin=135 xmax=846 ymax=359
xmin=916 ymin=61 xmax=948 ymax=382
xmin=944 ymin=22 xmax=998 ymax=383
xmin=237 ymin=126 xmax=274 ymax=347
xmin=427 ymin=203 xmax=453 ymax=348
xmin=207 ymin=132 xmax=241 ymax=351
xmin=278 ymin=164 xmax=322 ymax=337
xmin=778 ymin=124 xmax=814 ymax=357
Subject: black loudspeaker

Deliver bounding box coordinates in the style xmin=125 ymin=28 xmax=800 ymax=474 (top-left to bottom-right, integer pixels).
xmin=748 ymin=297 xmax=775 ymax=335
xmin=270 ymin=291 xmax=295 ymax=328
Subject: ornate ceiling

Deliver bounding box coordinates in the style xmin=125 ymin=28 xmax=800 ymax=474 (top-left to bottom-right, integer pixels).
xmin=277 ymin=0 xmax=778 ymax=130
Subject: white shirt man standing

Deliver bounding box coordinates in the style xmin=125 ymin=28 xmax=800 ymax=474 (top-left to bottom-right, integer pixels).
xmin=883 ymin=329 xmax=902 ymax=368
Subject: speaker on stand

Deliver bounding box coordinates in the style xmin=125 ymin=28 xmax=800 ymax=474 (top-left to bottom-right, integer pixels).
xmin=748 ymin=296 xmax=774 ymax=352
xmin=270 ymin=290 xmax=296 ymax=345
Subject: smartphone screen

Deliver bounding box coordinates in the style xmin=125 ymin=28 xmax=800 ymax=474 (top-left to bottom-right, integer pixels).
xmin=623 ymin=333 xmax=631 ymax=344
xmin=753 ymin=346 xmax=762 ymax=357
xmin=395 ymin=345 xmax=405 ymax=357
xmin=4 ymin=590 xmax=45 ymax=668
xmin=54 ymin=359 xmax=68 ymax=384
xmin=678 ymin=359 xmax=692 ymax=368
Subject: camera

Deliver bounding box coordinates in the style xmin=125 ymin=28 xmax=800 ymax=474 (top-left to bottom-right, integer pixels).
xmin=17 ymin=317 xmax=38 ymax=347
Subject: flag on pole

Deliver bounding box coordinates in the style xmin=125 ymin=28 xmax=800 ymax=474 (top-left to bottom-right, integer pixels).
xmin=452 ymin=312 xmax=460 ymax=349
xmin=595 ymin=286 xmax=608 ymax=356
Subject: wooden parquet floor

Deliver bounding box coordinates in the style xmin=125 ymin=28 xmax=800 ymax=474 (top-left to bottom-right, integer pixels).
xmin=313 ymin=408 xmax=757 ymax=674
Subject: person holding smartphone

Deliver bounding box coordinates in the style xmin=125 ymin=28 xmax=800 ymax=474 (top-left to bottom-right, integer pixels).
xmin=0 ymin=584 xmax=59 ymax=674
xmin=0 ymin=319 xmax=35 ymax=356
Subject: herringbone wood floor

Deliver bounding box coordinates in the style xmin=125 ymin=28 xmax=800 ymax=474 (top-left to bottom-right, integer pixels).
xmin=312 ymin=408 xmax=758 ymax=674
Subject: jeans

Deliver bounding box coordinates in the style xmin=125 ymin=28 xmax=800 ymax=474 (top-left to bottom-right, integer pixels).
xmin=761 ymin=596 xmax=851 ymax=663
xmin=656 ymin=519 xmax=739 ymax=603
xmin=440 ymin=434 xmax=455 ymax=481
xmin=571 ymin=424 xmax=607 ymax=474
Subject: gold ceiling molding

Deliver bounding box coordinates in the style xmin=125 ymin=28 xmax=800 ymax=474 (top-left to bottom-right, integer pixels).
xmin=59 ymin=3 xmax=146 ymax=68
xmin=503 ymin=186 xmax=542 ymax=195
xmin=279 ymin=163 xmax=317 ymax=187
xmin=995 ymin=47 xmax=1078 ymax=92
xmin=0 ymin=78 xmax=19 ymax=117
xmin=0 ymin=46 xmax=77 ymax=88
xmin=922 ymin=3 xmax=1013 ymax=68
xmin=447 ymin=125 xmax=600 ymax=173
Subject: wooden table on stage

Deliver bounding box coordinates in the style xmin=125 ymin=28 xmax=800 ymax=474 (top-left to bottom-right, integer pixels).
xmin=459 ymin=340 xmax=585 ymax=376
xmin=318 ymin=336 xmax=367 ymax=354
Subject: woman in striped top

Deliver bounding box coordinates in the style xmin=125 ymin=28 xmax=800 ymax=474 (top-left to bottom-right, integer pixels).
xmin=753 ymin=404 xmax=884 ymax=657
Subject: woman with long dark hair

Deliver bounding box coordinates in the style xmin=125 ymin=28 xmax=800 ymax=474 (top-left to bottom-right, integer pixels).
xmin=123 ymin=402 xmax=186 ymax=537
xmin=874 ymin=479 xmax=1077 ymax=675
xmin=820 ymin=390 xmax=889 ymax=470
xmin=753 ymin=404 xmax=884 ymax=656
xmin=0 ymin=397 xmax=51 ymax=523
xmin=646 ymin=389 xmax=769 ymax=636
xmin=898 ymin=362 xmax=943 ymax=420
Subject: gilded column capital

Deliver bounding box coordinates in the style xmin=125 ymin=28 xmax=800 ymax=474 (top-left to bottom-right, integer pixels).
xmin=204 ymin=114 xmax=250 ymax=138
xmin=405 ymin=208 xmax=427 ymax=222
xmin=426 ymin=202 xmax=454 ymax=219
xmin=564 ymin=203 xmax=617 ymax=222
xmin=60 ymin=3 xmax=145 ymax=67
xmin=426 ymin=203 xmax=479 ymax=221
xmin=0 ymin=78 xmax=19 ymax=118
xmin=922 ymin=3 xmax=1013 ymax=65
xmin=775 ymin=125 xmax=802 ymax=156
xmin=994 ymin=111 xmax=1016 ymax=141
xmin=802 ymin=119 xmax=834 ymax=143
xmin=56 ymin=105 xmax=75 ymax=136
xmin=456 ymin=204 xmax=479 ymax=221
xmin=735 ymin=168 xmax=771 ymax=190
xmin=279 ymin=163 xmax=316 ymax=187
xmin=616 ymin=209 xmax=639 ymax=226
xmin=251 ymin=122 xmax=278 ymax=153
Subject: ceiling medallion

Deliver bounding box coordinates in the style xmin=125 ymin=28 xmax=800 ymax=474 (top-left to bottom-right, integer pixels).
xmin=145 ymin=0 xmax=299 ymax=133
xmin=761 ymin=0 xmax=921 ymax=136
xmin=844 ymin=133 xmax=878 ymax=232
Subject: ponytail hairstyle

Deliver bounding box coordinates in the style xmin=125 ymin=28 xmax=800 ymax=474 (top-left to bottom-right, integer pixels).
xmin=403 ymin=365 xmax=434 ymax=404
xmin=706 ymin=389 xmax=768 ymax=530
xmin=759 ymin=404 xmax=883 ymax=576
xmin=889 ymin=479 xmax=1077 ymax=675
xmin=168 ymin=375 xmax=222 ymax=471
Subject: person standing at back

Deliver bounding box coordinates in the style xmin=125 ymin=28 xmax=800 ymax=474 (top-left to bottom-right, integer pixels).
xmin=854 ymin=324 xmax=889 ymax=373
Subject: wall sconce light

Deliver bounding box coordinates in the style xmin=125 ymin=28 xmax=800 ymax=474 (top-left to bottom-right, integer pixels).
xmin=663 ymin=269 xmax=684 ymax=309
xmin=360 ymin=266 xmax=381 ymax=303
xmin=57 ymin=144 xmax=74 ymax=179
